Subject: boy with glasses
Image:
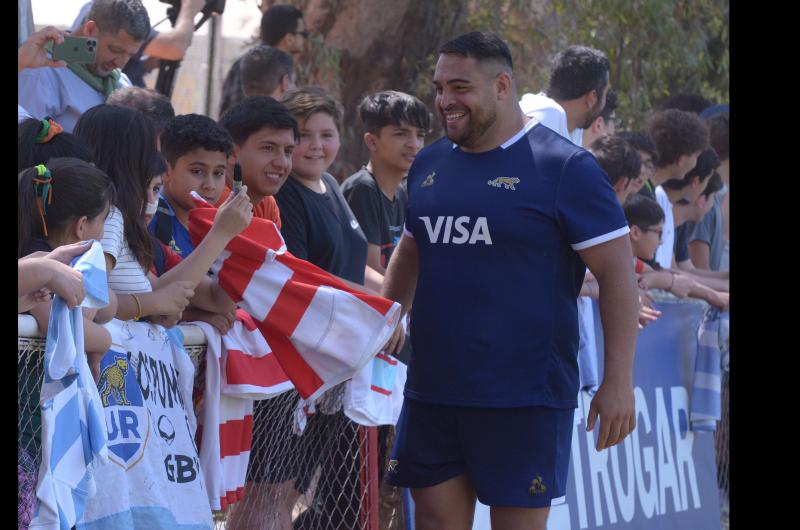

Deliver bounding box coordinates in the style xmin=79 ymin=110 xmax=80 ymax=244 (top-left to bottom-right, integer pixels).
xmin=618 ymin=131 xmax=658 ymax=199
xmin=623 ymin=194 xmax=666 ymax=267
xmin=623 ymin=193 xmax=728 ymax=310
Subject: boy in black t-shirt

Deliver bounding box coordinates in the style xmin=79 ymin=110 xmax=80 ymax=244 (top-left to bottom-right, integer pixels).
xmin=338 ymin=91 xmax=431 ymax=528
xmin=341 ymin=91 xmax=432 ymax=274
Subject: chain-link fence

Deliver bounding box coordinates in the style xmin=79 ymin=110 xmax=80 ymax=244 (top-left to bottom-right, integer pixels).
xmin=18 ymin=312 xmax=731 ymax=530
xmin=716 ymin=370 xmax=730 ymax=529
xmin=18 ymin=336 xmax=44 ymax=529
xmin=210 ymin=383 xmax=404 ymax=530
xmin=17 ymin=322 xmax=405 ymax=530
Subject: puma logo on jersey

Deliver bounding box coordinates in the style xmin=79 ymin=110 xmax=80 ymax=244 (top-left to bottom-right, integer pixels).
xmin=487 ymin=177 xmax=520 ymax=190
xmin=421 ymin=172 xmax=436 ymax=187
xmin=420 ymin=216 xmax=492 ymax=245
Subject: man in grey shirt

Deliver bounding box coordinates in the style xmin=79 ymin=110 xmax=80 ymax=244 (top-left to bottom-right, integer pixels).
xmin=688 ymin=191 xmax=725 ymax=270
xmin=689 ymin=111 xmax=729 ymax=272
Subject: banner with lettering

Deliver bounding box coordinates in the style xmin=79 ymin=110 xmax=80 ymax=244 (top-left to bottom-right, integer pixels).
xmin=469 ymin=299 xmax=723 ymax=530
xmin=77 ymin=319 xmax=213 ymax=530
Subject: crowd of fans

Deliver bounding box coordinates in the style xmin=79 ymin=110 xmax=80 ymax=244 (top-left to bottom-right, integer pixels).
xmin=18 ymin=1 xmax=729 ymax=529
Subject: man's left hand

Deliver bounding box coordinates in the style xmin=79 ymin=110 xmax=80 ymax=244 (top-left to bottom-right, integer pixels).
xmin=586 ymin=379 xmax=636 ymax=451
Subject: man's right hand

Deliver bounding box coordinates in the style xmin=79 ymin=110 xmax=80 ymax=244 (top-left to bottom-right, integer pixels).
xmin=382 ymin=321 xmax=405 ymax=355
xmin=19 ymin=26 xmax=66 ymax=72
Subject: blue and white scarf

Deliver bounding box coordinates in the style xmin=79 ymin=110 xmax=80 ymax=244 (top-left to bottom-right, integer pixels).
xmin=30 ymin=242 xmax=109 ymax=530
xmin=689 ymin=306 xmax=730 ymax=431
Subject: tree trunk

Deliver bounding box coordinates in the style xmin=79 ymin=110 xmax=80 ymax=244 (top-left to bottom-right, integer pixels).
xmin=298 ymin=0 xmax=465 ymax=181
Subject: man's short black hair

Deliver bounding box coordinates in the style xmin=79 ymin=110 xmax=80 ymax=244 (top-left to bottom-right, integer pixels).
xmin=260 ymin=4 xmax=303 ymax=46
xmin=219 ymin=96 xmax=300 ymax=145
xmin=659 ymin=92 xmax=713 ymax=114
xmin=546 ymin=45 xmax=610 ymax=101
xmin=107 ymin=87 xmax=175 ymax=136
xmin=617 ymin=131 xmax=658 ymax=165
xmin=645 ymin=109 xmax=709 ymax=168
xmin=439 ymin=32 xmax=513 ymax=70
xmin=358 ymin=91 xmax=432 ymax=135
xmin=160 ymin=114 xmax=233 ymax=167
xmin=623 ymin=194 xmax=665 ymax=229
xmin=88 ymin=0 xmax=150 ymax=41
xmin=590 ymin=135 xmax=641 ymax=187
xmin=241 ymin=45 xmax=294 ymax=96
xmin=661 ymin=147 xmax=719 ymax=190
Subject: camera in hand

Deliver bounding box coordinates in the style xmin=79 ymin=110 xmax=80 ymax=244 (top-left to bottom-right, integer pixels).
xmin=159 ymin=0 xmax=226 ymax=28
xmin=154 ymin=0 xmax=226 ymax=98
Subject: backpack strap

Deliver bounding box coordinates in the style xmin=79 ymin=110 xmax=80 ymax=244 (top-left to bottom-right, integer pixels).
xmin=153 ymin=196 xmax=174 ymax=248
xmin=148 ymin=233 xmax=167 ymax=276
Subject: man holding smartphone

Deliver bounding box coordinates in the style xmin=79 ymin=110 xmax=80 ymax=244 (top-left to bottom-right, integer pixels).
xmin=18 ymin=0 xmax=150 ymax=132
xmin=69 ymin=0 xmax=207 ymax=88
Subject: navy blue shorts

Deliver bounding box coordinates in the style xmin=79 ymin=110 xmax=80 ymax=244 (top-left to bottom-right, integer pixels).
xmin=386 ymin=398 xmax=574 ymax=508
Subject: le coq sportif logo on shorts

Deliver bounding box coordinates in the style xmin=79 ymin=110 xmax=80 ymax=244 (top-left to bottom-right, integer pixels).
xmin=529 ymin=474 xmax=547 ymax=495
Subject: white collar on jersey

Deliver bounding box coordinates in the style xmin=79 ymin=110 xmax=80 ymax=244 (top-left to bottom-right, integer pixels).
xmin=500 ymin=117 xmax=539 ymax=149
xmin=450 ymin=116 xmax=539 ymax=150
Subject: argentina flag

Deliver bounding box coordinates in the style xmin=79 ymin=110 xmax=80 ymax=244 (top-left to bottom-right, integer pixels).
xmin=30 ymin=241 xmax=109 ymax=530
xmin=689 ymin=306 xmax=730 ymax=431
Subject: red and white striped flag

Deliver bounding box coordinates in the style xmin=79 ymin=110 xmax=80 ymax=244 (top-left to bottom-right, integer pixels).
xmin=188 ymin=195 xmax=401 ymax=402
xmin=194 ymin=310 xmax=294 ymax=511
xmin=222 ymin=309 xmax=294 ymax=399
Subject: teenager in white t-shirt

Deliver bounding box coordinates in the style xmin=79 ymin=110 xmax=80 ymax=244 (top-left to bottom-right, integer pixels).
xmin=644 ymin=109 xmax=708 ymax=268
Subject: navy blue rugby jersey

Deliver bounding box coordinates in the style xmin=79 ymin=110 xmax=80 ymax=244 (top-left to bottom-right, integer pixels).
xmin=403 ymin=120 xmax=629 ymax=408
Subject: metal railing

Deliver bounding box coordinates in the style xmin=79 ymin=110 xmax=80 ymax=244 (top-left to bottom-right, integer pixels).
xmin=18 ymin=315 xmax=404 ymax=530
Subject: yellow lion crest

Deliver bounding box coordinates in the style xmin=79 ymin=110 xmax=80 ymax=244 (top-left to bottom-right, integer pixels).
xmin=98 ymin=357 xmax=131 ymax=407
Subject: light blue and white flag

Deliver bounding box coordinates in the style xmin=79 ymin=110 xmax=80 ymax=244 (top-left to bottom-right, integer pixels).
xmin=720 ymin=310 xmax=730 ymax=372
xmin=30 ymin=241 xmax=109 ymax=530
xmin=689 ymin=306 xmax=730 ymax=431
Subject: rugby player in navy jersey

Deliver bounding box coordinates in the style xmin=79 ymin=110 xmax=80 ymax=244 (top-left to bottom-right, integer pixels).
xmin=381 ymin=32 xmax=640 ymax=530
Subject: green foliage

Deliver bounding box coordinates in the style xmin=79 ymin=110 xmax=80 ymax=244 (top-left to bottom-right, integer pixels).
xmin=296 ymin=33 xmax=343 ymax=91
xmin=460 ymin=0 xmax=729 ymax=130
xmin=255 ymin=0 xmax=726 ymax=172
